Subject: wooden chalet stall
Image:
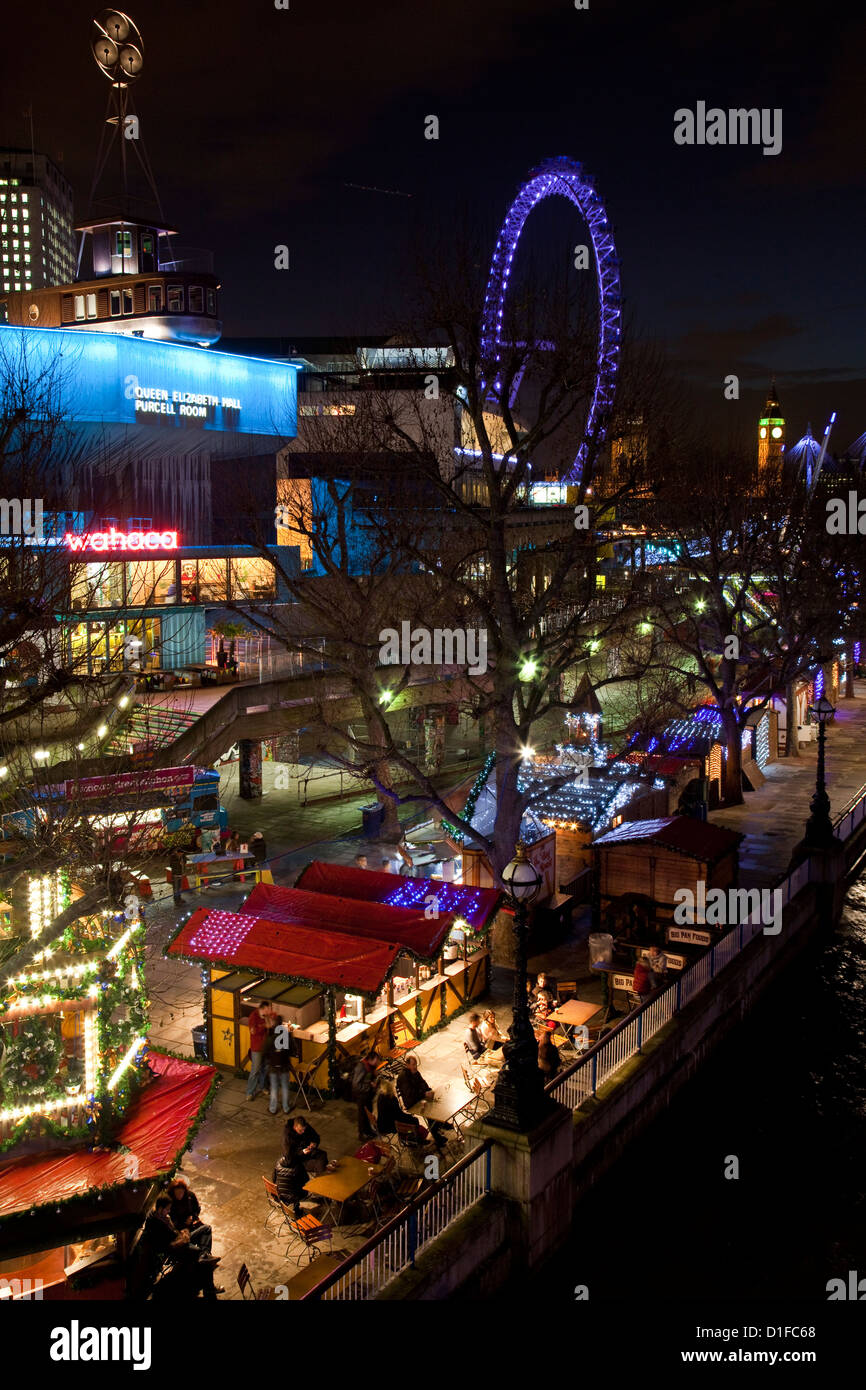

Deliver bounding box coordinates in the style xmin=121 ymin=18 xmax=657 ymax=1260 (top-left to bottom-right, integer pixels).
xmin=594 ymin=815 xmax=743 ymax=943
xmin=166 ymin=865 xmax=501 ymax=1096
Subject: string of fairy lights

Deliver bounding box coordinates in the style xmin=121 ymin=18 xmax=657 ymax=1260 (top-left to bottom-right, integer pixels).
xmin=0 ymin=878 xmax=150 ymax=1149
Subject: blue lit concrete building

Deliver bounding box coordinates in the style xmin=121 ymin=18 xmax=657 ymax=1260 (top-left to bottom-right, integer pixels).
xmin=0 ymin=322 xmax=299 ymax=674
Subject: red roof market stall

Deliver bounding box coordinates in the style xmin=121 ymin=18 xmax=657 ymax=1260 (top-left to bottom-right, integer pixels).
xmin=166 ymin=871 xmax=503 ymax=1094
xmin=0 ymin=1049 xmax=218 ymax=1295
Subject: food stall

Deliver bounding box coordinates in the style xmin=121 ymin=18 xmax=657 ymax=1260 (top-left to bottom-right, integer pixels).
xmin=167 ymin=866 xmax=502 ymax=1095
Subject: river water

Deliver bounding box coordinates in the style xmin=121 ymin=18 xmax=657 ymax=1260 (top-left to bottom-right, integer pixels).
xmin=544 ymin=871 xmax=866 ymax=1303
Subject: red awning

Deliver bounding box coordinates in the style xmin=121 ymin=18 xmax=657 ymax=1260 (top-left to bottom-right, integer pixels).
xmin=243 ymin=879 xmax=454 ymax=958
xmin=0 ymin=1050 xmax=216 ymax=1222
xmin=168 ymin=906 xmax=402 ymax=993
xmin=292 ymin=861 xmax=502 ymax=931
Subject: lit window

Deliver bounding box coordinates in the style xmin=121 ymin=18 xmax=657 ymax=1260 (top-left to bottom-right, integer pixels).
xmin=167 ymin=284 xmax=184 ymax=312
xmin=147 ymin=284 xmax=163 ymax=313
xmin=74 ymin=294 xmax=85 ymax=320
xmin=188 ymin=285 xmax=204 ymax=314
xmin=86 ymin=292 xmax=97 ymax=318
xmin=122 ymin=287 xmax=134 ymax=315
xmin=109 ymin=289 xmax=121 ymax=317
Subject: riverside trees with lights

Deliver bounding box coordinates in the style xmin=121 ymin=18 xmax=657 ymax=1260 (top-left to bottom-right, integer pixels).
xmin=636 ymin=453 xmax=843 ymax=804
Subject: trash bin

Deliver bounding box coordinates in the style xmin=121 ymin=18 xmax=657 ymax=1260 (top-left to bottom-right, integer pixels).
xmin=588 ymin=933 xmax=614 ymax=969
xmin=191 ymin=1024 xmax=209 ymax=1062
xmin=361 ymin=803 xmax=385 ymax=837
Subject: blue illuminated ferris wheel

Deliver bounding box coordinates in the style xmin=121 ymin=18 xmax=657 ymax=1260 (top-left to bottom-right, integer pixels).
xmin=480 ymin=157 xmax=622 ymax=483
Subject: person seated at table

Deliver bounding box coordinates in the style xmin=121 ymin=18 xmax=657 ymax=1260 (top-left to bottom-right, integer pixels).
xmin=396 ymin=1056 xmax=449 ymax=1150
xmin=463 ymin=1012 xmax=485 ymax=1060
xmin=533 ymin=972 xmax=556 ymax=1004
xmin=531 ymin=986 xmax=555 ymax=1023
xmin=273 ymin=1151 xmax=310 ymax=1218
xmin=375 ymin=1079 xmax=428 ymax=1138
xmin=537 ymin=1031 xmax=561 ymax=1082
xmin=479 ymin=1009 xmax=505 ymax=1051
xmin=167 ymin=1175 xmax=213 ymax=1255
xmin=354 ymin=852 xmax=369 ymax=869
xmin=136 ymin=1195 xmax=222 ymax=1300
xmin=284 ymin=1115 xmax=328 ymax=1174
xmin=226 ymin=829 xmax=241 ymax=854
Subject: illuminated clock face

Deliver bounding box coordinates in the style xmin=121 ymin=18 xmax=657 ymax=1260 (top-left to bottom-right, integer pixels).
xmin=771 ymin=426 xmax=783 ymax=439
xmin=759 ymin=427 xmax=767 ymax=438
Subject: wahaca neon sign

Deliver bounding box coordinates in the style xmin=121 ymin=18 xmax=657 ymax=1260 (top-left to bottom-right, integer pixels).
xmin=65 ymin=528 xmax=179 ymax=553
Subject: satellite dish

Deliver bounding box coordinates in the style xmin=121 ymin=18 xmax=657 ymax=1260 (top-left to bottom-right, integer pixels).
xmin=92 ymin=9 xmax=143 ymax=83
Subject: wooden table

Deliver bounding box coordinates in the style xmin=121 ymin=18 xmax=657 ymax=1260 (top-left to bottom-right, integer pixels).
xmin=409 ymin=1079 xmax=475 ymax=1126
xmin=302 ymin=1156 xmax=371 ymax=1226
xmin=546 ymin=999 xmax=602 ymax=1052
xmin=283 ymin=1253 xmax=344 ymax=1299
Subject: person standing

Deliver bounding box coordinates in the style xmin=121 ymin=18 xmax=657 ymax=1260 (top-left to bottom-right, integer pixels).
xmin=168 ymin=848 xmax=186 ymax=906
xmin=245 ymin=1000 xmax=274 ymax=1100
xmin=265 ymin=1014 xmax=294 ymax=1114
xmin=633 ymin=952 xmax=654 ymax=1004
xmin=250 ymin=831 xmax=267 ymax=866
xmin=647 ymin=944 xmax=667 ymax=988
xmin=351 ymin=1049 xmax=379 ymax=1139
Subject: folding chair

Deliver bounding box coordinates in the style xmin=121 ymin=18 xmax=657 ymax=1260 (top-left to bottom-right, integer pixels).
xmin=364 ymin=1106 xmax=399 ymax=1157
xmin=284 ymin=1212 xmax=335 ymax=1264
xmin=291 ymin=1052 xmax=326 ymax=1111
xmin=237 ymin=1262 xmax=276 ymax=1300
xmin=392 ymin=1175 xmax=424 ymax=1205
xmin=382 ymin=1015 xmax=421 ymax=1076
xmin=261 ymin=1175 xmax=290 ymax=1235
xmin=394 ymin=1119 xmax=433 ymax=1174
xmin=460 ymin=1065 xmax=486 ymax=1122
xmin=556 ymin=980 xmax=578 ymax=1006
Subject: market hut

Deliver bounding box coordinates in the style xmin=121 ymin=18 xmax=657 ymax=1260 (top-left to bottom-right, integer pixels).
xmin=166 ymin=868 xmax=502 ymax=1095
xmin=594 ymin=815 xmax=743 ymax=943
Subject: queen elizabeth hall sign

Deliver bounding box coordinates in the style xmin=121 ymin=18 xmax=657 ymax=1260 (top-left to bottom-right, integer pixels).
xmin=0 ymin=324 xmax=298 ymax=439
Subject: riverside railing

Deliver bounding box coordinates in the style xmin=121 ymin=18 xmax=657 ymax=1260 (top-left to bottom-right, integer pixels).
xmin=547 ymin=823 xmax=862 ymax=1112
xmin=301 ymin=1140 xmax=492 ymax=1300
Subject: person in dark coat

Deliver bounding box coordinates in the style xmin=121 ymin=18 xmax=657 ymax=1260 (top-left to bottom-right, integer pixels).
xmin=396 ymin=1057 xmax=448 ymax=1150
xmin=168 ymin=849 xmax=186 ymax=906
xmin=284 ymin=1116 xmax=328 ymax=1173
xmin=250 ymin=831 xmax=267 ymax=864
xmin=537 ymin=1032 xmax=561 ymax=1082
xmin=167 ymin=1175 xmax=212 ymax=1255
xmin=273 ymin=1152 xmax=309 ymax=1217
xmin=136 ymin=1196 xmax=221 ymax=1300
xmin=265 ymin=1017 xmax=295 ymax=1114
xmin=351 ymin=1049 xmax=379 ymax=1139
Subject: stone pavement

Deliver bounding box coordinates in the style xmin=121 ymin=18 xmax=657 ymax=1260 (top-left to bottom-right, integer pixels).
xmin=141 ymin=688 xmax=866 ymax=1296
xmin=709 ymin=684 xmax=866 ymax=884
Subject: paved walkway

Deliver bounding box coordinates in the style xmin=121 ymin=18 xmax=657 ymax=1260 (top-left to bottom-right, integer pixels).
xmin=709 ymin=685 xmax=866 ymax=884
xmin=143 ymin=689 xmax=866 ymax=1296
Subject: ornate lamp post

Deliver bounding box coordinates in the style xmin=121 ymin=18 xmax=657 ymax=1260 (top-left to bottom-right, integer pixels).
xmin=485 ymin=843 xmax=556 ymax=1131
xmin=803 ymin=695 xmax=837 ymax=849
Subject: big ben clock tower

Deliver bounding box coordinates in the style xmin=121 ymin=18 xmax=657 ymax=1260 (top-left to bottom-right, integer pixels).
xmin=758 ymin=380 xmax=785 ymax=474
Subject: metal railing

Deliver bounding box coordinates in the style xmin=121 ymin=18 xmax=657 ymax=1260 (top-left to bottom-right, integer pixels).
xmin=549 ymin=792 xmax=866 ymax=1111
xmin=302 ymin=1140 xmax=492 ymax=1300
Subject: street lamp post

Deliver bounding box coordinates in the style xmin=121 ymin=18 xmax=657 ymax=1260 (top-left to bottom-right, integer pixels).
xmin=803 ymin=695 xmax=837 ymax=849
xmin=485 ymin=842 xmax=556 ymax=1131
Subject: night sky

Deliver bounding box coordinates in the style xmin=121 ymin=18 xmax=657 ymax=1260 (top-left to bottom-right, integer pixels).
xmin=2 ymin=0 xmax=864 ymax=447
